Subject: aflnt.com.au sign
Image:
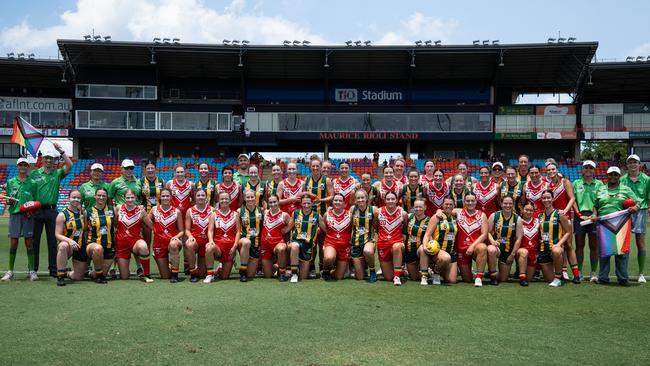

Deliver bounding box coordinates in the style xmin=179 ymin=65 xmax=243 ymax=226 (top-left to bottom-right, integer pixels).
xmin=0 ymin=97 xmax=72 ymax=112
xmin=334 ymin=88 xmax=404 ymax=103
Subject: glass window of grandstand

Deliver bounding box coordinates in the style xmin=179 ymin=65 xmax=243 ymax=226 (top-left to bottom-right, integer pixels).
xmin=0 ymin=110 xmax=71 ymax=128
xmin=76 ymin=111 xmax=158 ymax=130
xmin=636 ymin=147 xmax=650 ymax=162
xmin=0 ymin=143 xmax=21 ymax=158
xmin=258 ymin=112 xmax=492 ymax=132
xmin=169 ymin=112 xmax=230 ymax=131
xmin=75 ymin=84 xmax=157 ymax=100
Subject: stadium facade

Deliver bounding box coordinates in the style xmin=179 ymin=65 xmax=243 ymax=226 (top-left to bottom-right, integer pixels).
xmin=0 ymin=39 xmax=649 ymax=162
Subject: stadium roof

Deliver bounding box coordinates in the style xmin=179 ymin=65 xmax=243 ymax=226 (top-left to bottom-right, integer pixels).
xmin=580 ymin=61 xmax=650 ymax=103
xmin=57 ymin=39 xmax=598 ymax=94
xmin=0 ymin=58 xmax=66 ymax=91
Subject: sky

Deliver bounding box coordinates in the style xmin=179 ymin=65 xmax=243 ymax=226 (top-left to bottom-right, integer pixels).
xmin=1 ymin=0 xmax=648 ymax=61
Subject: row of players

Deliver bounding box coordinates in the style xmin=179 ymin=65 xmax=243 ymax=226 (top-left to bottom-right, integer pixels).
xmin=49 ymin=154 xmax=644 ymax=287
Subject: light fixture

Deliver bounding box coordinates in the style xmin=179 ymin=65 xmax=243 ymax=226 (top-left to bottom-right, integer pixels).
xmin=647 ymin=56 xmax=650 ymax=61
xmin=587 ymin=73 xmax=593 ymax=86
xmin=473 ymin=40 xmax=480 ymax=46
xmin=354 ymin=40 xmax=362 ymax=46
xmin=345 ymin=40 xmax=353 ymax=46
xmin=547 ymin=38 xmax=556 ymax=43
xmin=27 ymin=53 xmax=35 ymax=59
xmin=424 ymin=40 xmax=432 ymax=46
xmin=223 ymin=39 xmax=231 ymax=45
xmin=364 ymin=40 xmax=371 ymax=46
xmin=492 ymin=40 xmax=500 ymax=45
xmin=162 ymin=38 xmax=170 ymax=44
xmin=282 ymin=40 xmax=291 ymax=46
xmin=302 ymin=40 xmax=310 ymax=46
xmin=415 ymin=40 xmax=423 ymax=46
xmin=498 ymin=50 xmax=505 ymax=67
xmin=482 ymin=40 xmax=489 ymax=45
xmin=241 ymin=40 xmax=250 ymax=46
xmin=410 ymin=51 xmax=416 ymax=68
xmin=238 ymin=52 xmax=243 ymax=67
xmin=637 ymin=56 xmax=645 ymax=62
xmin=626 ymin=56 xmax=634 ymax=62
xmin=434 ymin=40 xmax=441 ymax=46
xmin=153 ymin=37 xmax=161 ymax=43
xmin=103 ymin=36 xmax=111 ymax=42
xmin=93 ymin=35 xmax=101 ymax=41
xmin=61 ymin=70 xmax=67 ymax=83
xmin=232 ymin=40 xmax=240 ymax=45
xmin=6 ymin=52 xmax=14 ymax=58
xmin=17 ymin=53 xmax=25 ymax=59
xmin=293 ymin=40 xmax=301 ymax=46
xmin=150 ymin=53 xmax=156 ymax=65
xmin=567 ymin=37 xmax=576 ymax=42
xmin=558 ymin=37 xmax=566 ymax=43
xmin=324 ymin=50 xmax=331 ymax=68
xmin=83 ymin=35 xmax=91 ymax=41
xmin=172 ymin=38 xmax=180 ymax=44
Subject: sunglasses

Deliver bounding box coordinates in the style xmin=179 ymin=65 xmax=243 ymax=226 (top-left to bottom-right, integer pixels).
xmin=607 ymin=173 xmax=619 ymax=176
xmin=123 ymin=167 xmax=134 ymax=170
xmin=492 ymin=168 xmax=503 ymax=171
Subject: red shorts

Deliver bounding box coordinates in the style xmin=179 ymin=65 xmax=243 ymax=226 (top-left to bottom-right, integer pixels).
xmin=457 ymin=247 xmax=474 ymax=266
xmin=377 ymin=241 xmax=401 ymax=262
xmin=216 ymin=240 xmax=235 ymax=263
xmin=324 ymin=243 xmax=350 ymax=262
xmin=116 ymin=237 xmax=143 ymax=259
xmin=261 ymin=236 xmax=284 ymax=260
xmin=526 ymin=247 xmax=538 ymax=267
xmin=191 ymin=237 xmax=209 ymax=257
xmin=153 ymin=239 xmax=169 ymax=259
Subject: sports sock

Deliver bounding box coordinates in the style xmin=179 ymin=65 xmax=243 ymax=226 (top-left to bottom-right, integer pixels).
xmin=206 ymin=267 xmax=214 ymax=276
xmin=519 ymin=272 xmax=526 ymax=280
xmin=562 ymin=265 xmax=567 ymax=273
xmin=393 ymin=266 xmax=402 ymax=278
xmin=57 ymin=269 xmax=66 ymax=278
xmin=638 ymin=250 xmax=646 ymax=274
xmin=171 ymin=266 xmax=179 ymax=274
xmin=489 ymin=271 xmax=497 ymax=279
xmin=139 ymin=255 xmax=151 ymax=277
xmin=419 ymin=268 xmax=428 ymax=278
xmin=368 ymin=265 xmax=375 ymax=273
xmin=26 ymin=247 xmax=35 ymax=271
xmin=554 ymin=272 xmax=562 ymax=280
xmin=290 ymin=264 xmax=299 ymax=275
xmin=475 ymin=272 xmax=484 ymax=279
xmin=8 ymin=247 xmax=17 ymax=271
xmin=570 ymin=263 xmax=580 ymax=278
xmin=279 ymin=267 xmax=286 ymax=276
xmin=240 ymin=262 xmax=248 ymax=272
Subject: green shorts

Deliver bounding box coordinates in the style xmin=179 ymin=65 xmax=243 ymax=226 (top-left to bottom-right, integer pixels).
xmin=404 ymin=243 xmax=420 ymax=264
xmin=249 ymin=244 xmax=260 ymax=259
xmin=291 ymin=240 xmax=313 ymax=262
xmin=351 ymin=244 xmax=364 ymax=258
xmin=537 ymin=251 xmax=552 ymax=264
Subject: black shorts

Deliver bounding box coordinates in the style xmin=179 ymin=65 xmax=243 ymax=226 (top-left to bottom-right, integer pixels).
xmin=72 ymin=244 xmax=89 ymax=262
xmin=573 ymin=210 xmax=596 ymax=235
xmin=537 ymin=251 xmax=552 ymax=264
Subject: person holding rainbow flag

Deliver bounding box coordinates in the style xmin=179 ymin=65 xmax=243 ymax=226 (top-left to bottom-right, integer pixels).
xmin=591 ymin=166 xmax=640 ymax=286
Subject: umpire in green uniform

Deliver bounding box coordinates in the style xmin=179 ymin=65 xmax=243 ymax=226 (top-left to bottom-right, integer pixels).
xmin=30 ymin=143 xmax=73 ymax=276
xmin=79 ymin=163 xmax=110 ymax=211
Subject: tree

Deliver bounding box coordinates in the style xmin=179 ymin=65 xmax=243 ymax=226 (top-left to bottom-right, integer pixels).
xmin=581 ymin=141 xmax=628 ymax=164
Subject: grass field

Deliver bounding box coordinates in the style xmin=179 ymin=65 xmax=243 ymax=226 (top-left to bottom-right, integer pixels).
xmin=0 ymin=217 xmax=649 ymax=365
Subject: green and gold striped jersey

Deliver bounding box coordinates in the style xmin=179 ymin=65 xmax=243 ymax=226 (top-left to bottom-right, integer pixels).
xmin=492 ymin=211 xmax=519 ymax=253
xmin=87 ymin=206 xmax=114 ymax=248
xmin=432 ymin=213 xmax=457 ymax=255
xmin=240 ymin=205 xmax=264 ymax=248
xmin=63 ymin=208 xmax=85 ymax=246
xmin=351 ymin=205 xmax=375 ymax=247
xmin=538 ymin=210 xmax=561 ymax=253
xmin=405 ymin=214 xmax=430 ymax=252
xmin=291 ymin=209 xmax=319 ymax=244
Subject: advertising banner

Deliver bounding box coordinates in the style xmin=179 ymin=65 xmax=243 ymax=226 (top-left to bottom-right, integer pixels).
xmin=536 ymin=105 xmax=576 ymax=116
xmin=0 ymin=97 xmax=71 ymax=112
xmin=584 ymin=131 xmax=629 ymax=139
xmin=497 ymin=106 xmax=535 ymax=115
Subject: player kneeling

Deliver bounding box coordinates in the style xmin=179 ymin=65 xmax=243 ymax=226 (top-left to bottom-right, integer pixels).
xmin=487 ymin=196 xmax=527 ymax=286
xmin=376 ymin=192 xmax=409 ymax=285
xmin=148 ymin=189 xmax=184 ymax=283
xmin=287 ymin=196 xmax=320 ymax=283
xmin=404 ymin=199 xmax=430 ymax=281
xmin=350 ymin=190 xmax=378 ymax=282
xmin=260 ymin=195 xmax=291 ymax=281
xmin=319 ymin=194 xmax=352 ymax=281
xmin=204 ymin=192 xmax=241 ymax=283
xmin=421 ymin=197 xmax=458 ymax=285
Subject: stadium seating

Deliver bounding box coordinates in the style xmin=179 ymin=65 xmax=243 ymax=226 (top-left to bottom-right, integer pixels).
xmin=0 ymin=157 xmax=638 ymax=212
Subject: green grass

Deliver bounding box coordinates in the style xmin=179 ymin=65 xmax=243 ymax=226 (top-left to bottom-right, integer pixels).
xmin=0 ymin=217 xmax=649 ymax=365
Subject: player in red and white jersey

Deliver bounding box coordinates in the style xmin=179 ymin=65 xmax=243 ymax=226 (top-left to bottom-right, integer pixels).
xmin=184 ymin=189 xmax=215 ymax=282
xmin=373 ymin=166 xmax=402 ymax=207
xmin=277 ymin=162 xmax=304 ymax=215
xmin=166 ymin=165 xmax=194 ymax=216
xmin=319 ymin=193 xmax=353 ymax=280
xmin=446 ymin=194 xmax=488 ymax=287
xmin=425 ymin=169 xmax=449 ymax=217
xmin=261 ymin=194 xmax=292 ymax=281
xmin=114 ymin=189 xmax=154 ymax=281
xmin=520 ymin=200 xmax=540 ymax=284
xmin=393 ymin=157 xmax=408 ymax=185
xmin=217 ymin=166 xmax=242 ymax=211
xmin=376 ymin=191 xmax=409 ymax=285
xmin=148 ymin=188 xmax=183 ymax=282
xmin=332 ymin=161 xmax=357 ymax=209
xmin=204 ymin=192 xmax=241 ymax=283
xmin=446 ymin=161 xmax=478 ymax=190
xmin=472 ymin=166 xmax=501 ymax=218
xmin=524 ymin=164 xmax=548 ymax=217
xmin=420 ymin=160 xmax=436 ymax=185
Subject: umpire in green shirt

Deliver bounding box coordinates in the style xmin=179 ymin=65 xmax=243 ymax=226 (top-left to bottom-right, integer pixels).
xmin=79 ymin=163 xmax=110 ymax=211
xmin=572 ymin=160 xmax=604 ymax=282
xmin=30 ymin=143 xmax=73 ymax=276
xmin=620 ymin=154 xmax=650 ymax=284
xmin=108 ymin=159 xmax=142 ymax=206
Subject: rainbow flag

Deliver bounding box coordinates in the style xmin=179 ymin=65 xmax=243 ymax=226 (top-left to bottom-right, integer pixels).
xmin=597 ymin=210 xmax=632 ymax=257
xmin=10 ymin=116 xmax=44 ymax=156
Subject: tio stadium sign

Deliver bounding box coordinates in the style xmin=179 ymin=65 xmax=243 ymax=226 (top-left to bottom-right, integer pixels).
xmin=334 ymin=88 xmax=404 ymax=103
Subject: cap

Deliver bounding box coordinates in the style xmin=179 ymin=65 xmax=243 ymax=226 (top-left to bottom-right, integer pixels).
xmin=90 ymin=163 xmax=104 ymax=171
xmin=121 ymin=159 xmax=135 ymax=168
xmin=491 ymin=162 xmax=504 ymax=169
xmin=607 ymin=166 xmax=621 ymax=175
xmin=627 ymin=154 xmax=640 ymax=162
xmin=237 ymin=153 xmax=249 ymax=160
xmin=582 ymin=160 xmax=596 ymax=168
xmin=16 ymin=157 xmax=29 ymax=165
xmin=41 ymin=150 xmax=57 ymax=158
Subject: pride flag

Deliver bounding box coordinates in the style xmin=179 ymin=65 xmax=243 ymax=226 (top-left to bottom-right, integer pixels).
xmin=10 ymin=116 xmax=44 ymax=156
xmin=597 ymin=210 xmax=632 ymax=257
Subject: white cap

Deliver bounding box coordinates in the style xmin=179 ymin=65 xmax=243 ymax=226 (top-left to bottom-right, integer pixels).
xmin=16 ymin=157 xmax=29 ymax=165
xmin=607 ymin=166 xmax=621 ymax=175
xmin=90 ymin=163 xmax=104 ymax=171
xmin=582 ymin=160 xmax=596 ymax=168
xmin=41 ymin=150 xmax=57 ymax=158
xmin=491 ymin=162 xmax=504 ymax=169
xmin=627 ymin=154 xmax=640 ymax=162
xmin=121 ymin=159 xmax=135 ymax=168
xmin=238 ymin=153 xmax=249 ymax=160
